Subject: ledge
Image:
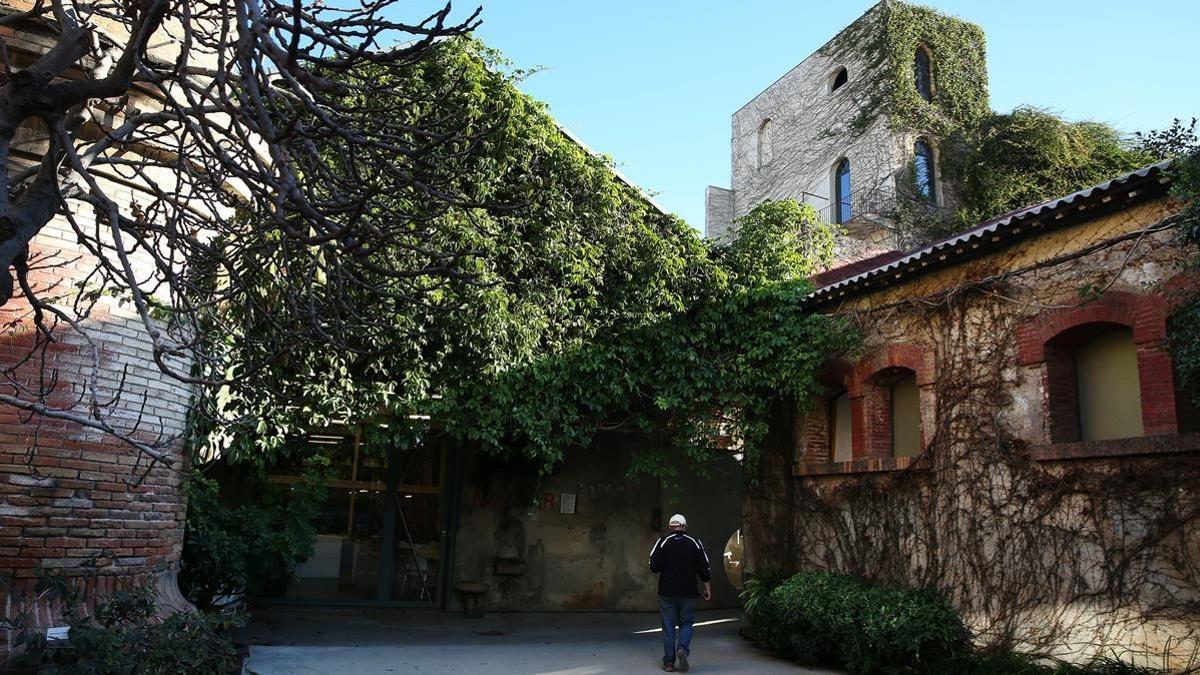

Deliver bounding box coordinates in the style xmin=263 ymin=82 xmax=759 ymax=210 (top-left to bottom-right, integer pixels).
xmin=1028 ymin=432 xmax=1200 ymax=462
xmin=794 ymin=455 xmax=918 ymax=477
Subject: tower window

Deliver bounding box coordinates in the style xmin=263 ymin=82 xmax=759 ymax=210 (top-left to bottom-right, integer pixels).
xmin=834 ymin=159 xmax=852 ymax=224
xmin=830 ymin=67 xmax=848 ymax=93
xmin=756 ymin=119 xmax=772 ymax=169
xmin=914 ymin=139 xmax=936 ymax=203
xmin=914 ymin=46 xmax=933 ymax=101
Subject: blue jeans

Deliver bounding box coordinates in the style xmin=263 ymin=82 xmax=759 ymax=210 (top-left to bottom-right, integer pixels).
xmin=658 ymin=595 xmax=696 ymax=664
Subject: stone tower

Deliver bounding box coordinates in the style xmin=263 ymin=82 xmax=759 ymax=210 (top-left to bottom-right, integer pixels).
xmin=705 ymin=1 xmax=988 ymax=255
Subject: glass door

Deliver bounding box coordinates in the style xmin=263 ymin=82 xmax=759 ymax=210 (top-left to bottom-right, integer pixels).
xmin=389 ymin=439 xmax=446 ymax=604
xmin=269 ymin=428 xmax=449 ymax=606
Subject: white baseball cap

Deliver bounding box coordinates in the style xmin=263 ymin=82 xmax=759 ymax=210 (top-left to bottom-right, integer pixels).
xmin=669 ymin=513 xmax=687 ymax=527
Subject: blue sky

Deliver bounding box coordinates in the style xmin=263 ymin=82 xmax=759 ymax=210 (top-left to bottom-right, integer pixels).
xmin=402 ymin=1 xmax=1200 ymax=230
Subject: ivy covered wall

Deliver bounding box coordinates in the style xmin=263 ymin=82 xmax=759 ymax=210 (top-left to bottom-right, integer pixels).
xmin=715 ymin=1 xmax=1161 ymax=250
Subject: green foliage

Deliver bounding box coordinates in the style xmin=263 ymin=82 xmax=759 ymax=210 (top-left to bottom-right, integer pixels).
xmin=883 ymin=2 xmax=990 ymax=136
xmin=719 ymin=200 xmax=837 ymax=287
xmin=738 ymin=567 xmax=790 ymax=619
xmin=942 ymin=107 xmax=1155 ymax=227
xmin=180 ymin=472 xmax=324 ymax=608
xmin=202 ymin=37 xmax=856 ymax=478
xmin=1146 ymin=119 xmax=1200 ymax=407
xmin=931 ymin=652 xmax=1160 ymax=675
xmin=15 ymin=576 xmax=243 ymax=674
xmin=747 ymin=570 xmax=969 ymax=674
xmin=746 ymin=570 xmax=1163 ymax=675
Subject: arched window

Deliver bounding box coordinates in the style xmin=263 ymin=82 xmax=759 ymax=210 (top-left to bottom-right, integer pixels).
xmin=828 ymin=390 xmax=853 ymax=462
xmin=1045 ymin=323 xmax=1143 ymax=442
xmin=914 ymin=46 xmax=933 ymax=101
xmin=756 ymin=119 xmax=772 ymax=169
xmin=914 ymin=139 xmax=936 ymax=203
xmin=830 ymin=67 xmax=848 ymax=93
xmin=834 ymin=158 xmax=852 ymax=223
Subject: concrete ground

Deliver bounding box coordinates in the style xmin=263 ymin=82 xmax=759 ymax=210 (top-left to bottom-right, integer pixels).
xmin=239 ymin=607 xmax=839 ymax=674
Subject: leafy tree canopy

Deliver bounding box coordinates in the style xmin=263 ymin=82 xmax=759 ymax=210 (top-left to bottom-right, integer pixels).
xmin=199 ymin=38 xmax=855 ymax=478
xmin=941 ymin=106 xmax=1156 ymax=230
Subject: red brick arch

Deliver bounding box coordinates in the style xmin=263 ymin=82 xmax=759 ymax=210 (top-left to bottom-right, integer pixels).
xmin=848 ymin=343 xmax=935 ymax=459
xmin=1015 ymin=290 xmax=1177 ymax=440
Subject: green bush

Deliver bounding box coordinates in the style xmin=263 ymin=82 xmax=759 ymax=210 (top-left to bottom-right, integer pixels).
xmin=180 ymin=472 xmax=324 ymax=608
xmin=744 ymin=570 xmax=1161 ymax=675
xmin=15 ymin=578 xmax=243 ymax=674
xmin=746 ymin=570 xmax=969 ymax=674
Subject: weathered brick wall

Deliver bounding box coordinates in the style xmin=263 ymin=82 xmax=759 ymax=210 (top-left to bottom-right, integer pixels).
xmin=1 ymin=215 xmax=193 ymax=654
xmin=1 ymin=14 xmax=194 ymax=655
xmin=747 ymin=196 xmax=1200 ymax=668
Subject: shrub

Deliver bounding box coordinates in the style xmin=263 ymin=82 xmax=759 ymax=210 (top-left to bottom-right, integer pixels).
xmin=747 ymin=570 xmax=969 ymax=674
xmin=931 ymin=652 xmax=1160 ymax=675
xmin=14 ymin=577 xmax=244 ymax=674
xmin=180 ymin=471 xmax=324 ymax=608
xmin=745 ymin=570 xmax=1161 ymax=675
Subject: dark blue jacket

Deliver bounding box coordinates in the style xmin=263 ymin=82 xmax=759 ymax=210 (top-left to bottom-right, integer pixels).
xmin=649 ymin=530 xmax=711 ymax=598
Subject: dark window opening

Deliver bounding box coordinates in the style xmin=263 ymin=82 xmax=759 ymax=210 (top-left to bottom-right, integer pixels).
xmin=914 ymin=47 xmax=933 ymax=101
xmin=831 ymin=67 xmax=848 ymax=92
xmin=1169 ymin=314 xmax=1200 ymax=433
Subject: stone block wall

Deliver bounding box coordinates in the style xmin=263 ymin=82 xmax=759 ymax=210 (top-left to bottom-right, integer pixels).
xmin=707 ymin=1 xmax=985 ymax=256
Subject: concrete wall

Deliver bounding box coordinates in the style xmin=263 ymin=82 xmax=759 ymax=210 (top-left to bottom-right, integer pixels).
xmin=451 ymin=434 xmax=743 ymax=612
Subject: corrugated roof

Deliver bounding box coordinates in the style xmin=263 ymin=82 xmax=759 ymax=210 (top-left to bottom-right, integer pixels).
xmin=812 ymin=249 xmax=907 ymax=288
xmin=807 ymin=160 xmax=1175 ymax=306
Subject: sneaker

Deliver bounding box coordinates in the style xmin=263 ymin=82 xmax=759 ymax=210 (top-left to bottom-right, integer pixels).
xmin=676 ymin=647 xmax=689 ymax=672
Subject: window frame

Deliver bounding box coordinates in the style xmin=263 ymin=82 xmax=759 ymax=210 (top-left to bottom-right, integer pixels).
xmin=914 ymin=138 xmax=937 ymax=204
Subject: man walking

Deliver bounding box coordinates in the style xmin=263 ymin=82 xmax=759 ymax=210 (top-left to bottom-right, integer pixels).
xmin=649 ymin=514 xmax=712 ymax=672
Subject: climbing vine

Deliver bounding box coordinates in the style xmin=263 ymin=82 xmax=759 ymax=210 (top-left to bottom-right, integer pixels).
xmin=939 ymin=107 xmax=1157 ymax=230
xmin=817 ymin=3 xmax=1156 ymax=247
xmin=817 ymin=1 xmax=987 ymax=140
xmin=882 ymin=2 xmax=989 ymax=136
xmin=745 ymin=193 xmax=1200 ymax=669
xmin=201 ymin=39 xmax=856 ymax=479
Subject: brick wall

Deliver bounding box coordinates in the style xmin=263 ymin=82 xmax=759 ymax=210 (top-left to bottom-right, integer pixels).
xmin=1 ymin=23 xmax=194 ymax=652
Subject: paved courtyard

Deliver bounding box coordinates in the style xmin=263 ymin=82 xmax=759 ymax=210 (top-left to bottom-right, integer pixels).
xmin=239 ymin=607 xmax=837 ymax=674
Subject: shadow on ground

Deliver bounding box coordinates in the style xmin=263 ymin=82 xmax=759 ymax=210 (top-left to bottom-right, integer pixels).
xmin=238 ymin=607 xmax=840 ymax=674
